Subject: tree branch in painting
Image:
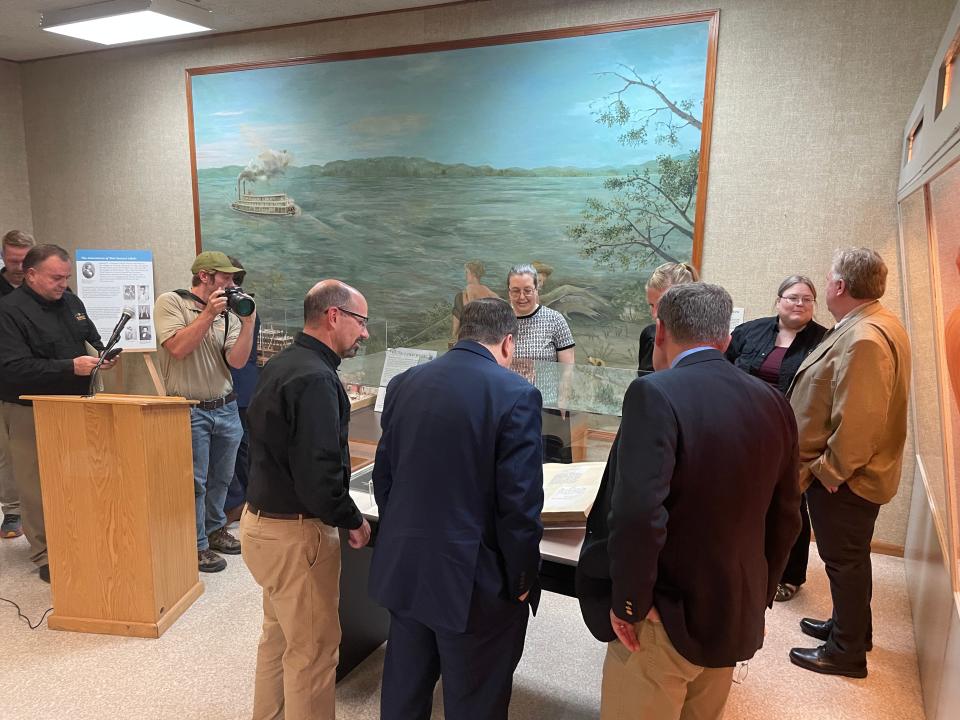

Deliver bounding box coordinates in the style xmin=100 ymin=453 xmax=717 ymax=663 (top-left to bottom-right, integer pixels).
xmin=569 ymin=64 xmax=701 ymax=272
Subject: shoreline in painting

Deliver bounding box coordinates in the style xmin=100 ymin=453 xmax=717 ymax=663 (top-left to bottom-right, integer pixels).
xmin=199 ymin=164 xmax=686 ymax=368
xmin=190 ymin=19 xmax=712 ymax=369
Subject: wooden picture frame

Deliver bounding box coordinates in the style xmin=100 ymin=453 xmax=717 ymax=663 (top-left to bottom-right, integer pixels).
xmin=184 ymin=11 xmax=720 ymax=368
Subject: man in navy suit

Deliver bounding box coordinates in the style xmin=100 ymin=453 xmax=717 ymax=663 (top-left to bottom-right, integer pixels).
xmin=576 ymin=283 xmax=801 ymax=720
xmin=369 ymin=297 xmax=544 ymax=720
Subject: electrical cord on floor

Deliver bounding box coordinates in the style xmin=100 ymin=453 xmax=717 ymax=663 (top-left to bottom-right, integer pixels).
xmin=0 ymin=596 xmax=53 ymax=629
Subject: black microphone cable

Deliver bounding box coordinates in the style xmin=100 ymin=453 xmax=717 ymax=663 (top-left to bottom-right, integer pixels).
xmin=0 ymin=596 xmax=53 ymax=630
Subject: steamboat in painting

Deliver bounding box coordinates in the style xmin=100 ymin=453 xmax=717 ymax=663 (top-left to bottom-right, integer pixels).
xmin=231 ymin=178 xmax=299 ymax=216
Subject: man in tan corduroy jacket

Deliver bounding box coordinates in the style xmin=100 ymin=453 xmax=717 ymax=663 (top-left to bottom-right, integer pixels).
xmin=786 ymin=247 xmax=911 ymax=679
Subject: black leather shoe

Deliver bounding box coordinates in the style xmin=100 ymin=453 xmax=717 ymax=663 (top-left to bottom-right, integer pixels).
xmin=800 ymin=618 xmax=872 ymax=651
xmin=800 ymin=617 xmax=831 ymax=641
xmin=38 ymin=564 xmax=50 ymax=583
xmin=789 ymin=645 xmax=867 ymax=678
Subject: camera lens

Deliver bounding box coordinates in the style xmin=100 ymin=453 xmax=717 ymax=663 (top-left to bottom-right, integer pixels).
xmin=225 ymin=287 xmax=255 ymax=317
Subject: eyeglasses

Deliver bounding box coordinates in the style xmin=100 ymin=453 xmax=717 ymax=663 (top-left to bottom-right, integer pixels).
xmin=508 ymin=287 xmax=537 ymax=298
xmin=335 ymin=306 xmax=369 ymax=329
xmin=779 ymin=295 xmax=816 ymax=306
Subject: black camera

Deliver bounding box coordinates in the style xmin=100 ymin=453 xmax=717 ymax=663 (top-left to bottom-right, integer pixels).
xmin=223 ymin=286 xmax=255 ymax=317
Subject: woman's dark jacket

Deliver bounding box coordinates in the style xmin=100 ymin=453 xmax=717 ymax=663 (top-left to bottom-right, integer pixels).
xmin=637 ymin=323 xmax=656 ymax=375
xmin=725 ymin=315 xmax=827 ymax=393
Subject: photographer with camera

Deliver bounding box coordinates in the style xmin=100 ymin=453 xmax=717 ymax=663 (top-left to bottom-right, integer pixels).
xmin=154 ymin=251 xmax=257 ymax=573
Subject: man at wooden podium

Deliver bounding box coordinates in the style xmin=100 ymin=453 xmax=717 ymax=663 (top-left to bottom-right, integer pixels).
xmin=0 ymin=243 xmax=116 ymax=583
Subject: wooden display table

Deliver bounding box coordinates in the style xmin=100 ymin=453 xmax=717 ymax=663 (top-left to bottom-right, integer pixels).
xmin=23 ymin=393 xmax=203 ymax=638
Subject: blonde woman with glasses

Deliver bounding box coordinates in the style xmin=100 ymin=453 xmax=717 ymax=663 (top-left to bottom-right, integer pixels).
xmin=726 ymin=274 xmax=827 ymax=602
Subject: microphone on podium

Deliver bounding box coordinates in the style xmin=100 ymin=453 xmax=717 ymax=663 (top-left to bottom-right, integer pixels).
xmin=87 ymin=307 xmax=135 ymax=397
xmin=106 ymin=307 xmax=135 ymax=347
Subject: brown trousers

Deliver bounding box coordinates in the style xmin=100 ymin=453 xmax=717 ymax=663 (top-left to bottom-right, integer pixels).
xmin=1 ymin=401 xmax=44 ymax=564
xmin=240 ymin=507 xmax=342 ymax=720
xmin=601 ymin=617 xmax=734 ymax=720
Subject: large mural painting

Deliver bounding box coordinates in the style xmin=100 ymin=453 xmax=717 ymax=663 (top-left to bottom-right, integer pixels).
xmin=188 ymin=14 xmax=718 ymax=367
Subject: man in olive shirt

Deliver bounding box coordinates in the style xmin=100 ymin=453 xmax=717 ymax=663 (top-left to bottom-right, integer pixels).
xmin=0 ymin=229 xmax=35 ymax=540
xmin=154 ymin=251 xmax=257 ymax=573
xmin=0 ymin=244 xmax=114 ymax=582
xmin=241 ymin=279 xmax=372 ymax=720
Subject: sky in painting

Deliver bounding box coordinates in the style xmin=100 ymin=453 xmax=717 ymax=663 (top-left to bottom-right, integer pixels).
xmin=192 ymin=21 xmax=709 ymax=170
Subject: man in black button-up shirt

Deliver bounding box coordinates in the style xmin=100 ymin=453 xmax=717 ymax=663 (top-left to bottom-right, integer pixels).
xmin=0 ymin=244 xmax=113 ymax=583
xmin=240 ymin=279 xmax=371 ymax=720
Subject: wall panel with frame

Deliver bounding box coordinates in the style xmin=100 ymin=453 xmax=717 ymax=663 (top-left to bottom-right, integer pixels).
xmin=899 ymin=3 xmax=960 ymax=718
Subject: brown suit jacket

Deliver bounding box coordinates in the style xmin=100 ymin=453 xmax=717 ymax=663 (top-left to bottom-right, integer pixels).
xmin=787 ymin=301 xmax=911 ymax=505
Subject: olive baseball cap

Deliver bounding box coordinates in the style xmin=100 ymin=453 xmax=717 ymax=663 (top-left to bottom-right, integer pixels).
xmin=191 ymin=251 xmax=242 ymax=274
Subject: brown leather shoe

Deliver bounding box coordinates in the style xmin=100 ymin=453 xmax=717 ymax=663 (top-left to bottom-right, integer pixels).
xmin=198 ymin=549 xmax=227 ymax=573
xmin=208 ymin=527 xmax=241 ymax=555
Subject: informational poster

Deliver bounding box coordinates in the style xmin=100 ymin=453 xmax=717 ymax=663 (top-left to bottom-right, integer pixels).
xmin=375 ymin=347 xmax=437 ymax=412
xmin=730 ymin=307 xmax=745 ymax=332
xmin=75 ymin=249 xmax=156 ymax=351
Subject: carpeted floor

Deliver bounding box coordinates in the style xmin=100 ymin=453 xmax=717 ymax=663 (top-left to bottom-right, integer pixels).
xmin=0 ymin=533 xmax=924 ymax=720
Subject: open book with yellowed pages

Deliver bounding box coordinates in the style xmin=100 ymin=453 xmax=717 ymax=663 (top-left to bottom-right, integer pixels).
xmin=541 ymin=461 xmax=605 ymax=526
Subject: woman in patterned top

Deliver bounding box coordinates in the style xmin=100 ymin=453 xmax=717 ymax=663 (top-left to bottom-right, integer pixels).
xmin=507 ymin=264 xmax=575 ymax=363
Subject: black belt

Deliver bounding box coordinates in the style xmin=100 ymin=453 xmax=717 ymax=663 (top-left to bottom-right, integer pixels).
xmin=246 ymin=503 xmax=318 ymax=521
xmin=196 ymin=392 xmax=237 ymax=410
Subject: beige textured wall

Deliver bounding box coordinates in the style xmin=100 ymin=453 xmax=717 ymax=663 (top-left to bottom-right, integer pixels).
xmin=15 ymin=0 xmax=956 ymax=544
xmin=0 ymin=60 xmax=32 ymax=234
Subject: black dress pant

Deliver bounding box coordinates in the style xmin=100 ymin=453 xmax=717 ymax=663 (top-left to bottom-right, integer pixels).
xmin=380 ymin=602 xmax=529 ymax=720
xmin=807 ymin=480 xmax=880 ymax=660
xmin=780 ymin=493 xmax=811 ymax=586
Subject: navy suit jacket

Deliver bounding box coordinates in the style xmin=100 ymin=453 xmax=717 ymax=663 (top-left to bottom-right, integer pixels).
xmin=576 ymin=349 xmax=801 ymax=667
xmin=368 ymin=341 xmax=545 ymax=634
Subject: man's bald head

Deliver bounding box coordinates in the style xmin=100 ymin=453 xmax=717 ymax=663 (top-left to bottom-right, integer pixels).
xmin=304 ymin=279 xmax=360 ymax=326
xmin=302 ymin=279 xmax=369 ymax=358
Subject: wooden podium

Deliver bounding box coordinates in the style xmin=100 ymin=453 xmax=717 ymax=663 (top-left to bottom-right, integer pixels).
xmin=23 ymin=393 xmax=203 ymax=638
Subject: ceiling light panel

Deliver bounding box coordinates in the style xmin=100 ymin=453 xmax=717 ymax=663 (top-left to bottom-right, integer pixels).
xmin=41 ymin=0 xmax=213 ymax=45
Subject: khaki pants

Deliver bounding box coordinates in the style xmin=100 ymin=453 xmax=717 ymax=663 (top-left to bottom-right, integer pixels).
xmin=240 ymin=507 xmax=342 ymax=720
xmin=601 ymin=618 xmax=734 ymax=720
xmin=1 ymin=401 xmax=44 ymax=565
xmin=0 ymin=405 xmax=19 ymax=515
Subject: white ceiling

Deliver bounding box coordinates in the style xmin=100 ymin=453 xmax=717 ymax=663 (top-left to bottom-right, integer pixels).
xmin=0 ymin=0 xmax=471 ymax=62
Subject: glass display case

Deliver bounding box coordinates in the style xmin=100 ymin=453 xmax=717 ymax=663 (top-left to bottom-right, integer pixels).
xmin=337 ymin=350 xmax=635 ymax=583
xmin=338 ymin=351 xmax=634 ymax=483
